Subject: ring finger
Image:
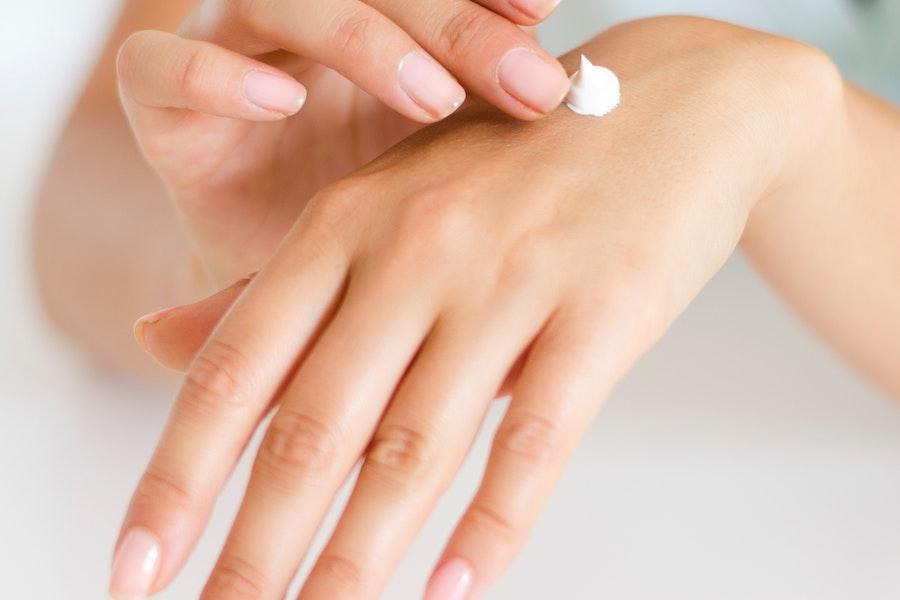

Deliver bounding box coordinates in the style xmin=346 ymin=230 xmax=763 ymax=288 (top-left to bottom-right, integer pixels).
xmin=298 ymin=278 xmax=558 ymax=599
xmin=202 ymin=257 xmax=444 ymax=598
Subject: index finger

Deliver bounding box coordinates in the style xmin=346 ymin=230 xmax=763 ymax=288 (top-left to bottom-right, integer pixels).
xmin=182 ymin=0 xmax=466 ymax=123
xmin=109 ymin=216 xmax=349 ymax=599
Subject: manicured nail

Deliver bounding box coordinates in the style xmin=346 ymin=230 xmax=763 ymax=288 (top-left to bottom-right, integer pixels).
xmin=398 ymin=51 xmax=466 ymax=120
xmin=109 ymin=527 xmax=161 ymax=600
xmin=133 ymin=305 xmax=181 ymax=353
xmin=243 ymin=70 xmax=307 ymax=116
xmin=497 ymin=47 xmax=570 ymax=114
xmin=425 ymin=558 xmax=473 ymax=600
xmin=509 ymin=0 xmax=561 ymax=20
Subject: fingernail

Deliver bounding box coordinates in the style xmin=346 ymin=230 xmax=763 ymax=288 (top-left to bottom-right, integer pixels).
xmin=497 ymin=47 xmax=570 ymax=114
xmin=109 ymin=527 xmax=161 ymax=600
xmin=425 ymin=558 xmax=473 ymax=600
xmin=243 ymin=70 xmax=307 ymax=116
xmin=509 ymin=0 xmax=561 ymax=20
xmin=398 ymin=51 xmax=466 ymax=120
xmin=133 ymin=306 xmax=181 ymax=353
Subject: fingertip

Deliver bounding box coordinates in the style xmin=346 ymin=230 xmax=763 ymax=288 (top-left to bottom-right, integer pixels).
xmin=109 ymin=526 xmax=162 ymax=600
xmin=508 ymin=0 xmax=561 ymax=24
xmin=242 ymin=70 xmax=308 ymax=119
xmin=496 ymin=48 xmax=570 ymax=118
xmin=425 ymin=557 xmax=475 ymax=600
xmin=398 ymin=51 xmax=467 ymax=122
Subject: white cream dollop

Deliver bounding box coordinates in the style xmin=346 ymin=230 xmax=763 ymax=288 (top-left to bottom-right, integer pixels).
xmin=565 ymin=55 xmax=620 ymax=117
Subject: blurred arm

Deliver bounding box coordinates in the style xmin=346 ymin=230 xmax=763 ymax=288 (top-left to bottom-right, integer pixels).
xmin=32 ymin=0 xmax=198 ymax=379
xmin=743 ymin=84 xmax=900 ymax=399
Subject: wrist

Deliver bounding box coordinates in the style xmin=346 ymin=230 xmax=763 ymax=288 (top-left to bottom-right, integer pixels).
xmin=747 ymin=39 xmax=848 ymax=226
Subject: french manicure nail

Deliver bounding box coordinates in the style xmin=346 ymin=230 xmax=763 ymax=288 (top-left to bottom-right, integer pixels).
xmin=398 ymin=51 xmax=466 ymax=120
xmin=243 ymin=70 xmax=307 ymax=116
xmin=497 ymin=47 xmax=570 ymax=114
xmin=424 ymin=558 xmax=473 ymax=600
xmin=509 ymin=0 xmax=562 ymax=20
xmin=109 ymin=527 xmax=161 ymax=600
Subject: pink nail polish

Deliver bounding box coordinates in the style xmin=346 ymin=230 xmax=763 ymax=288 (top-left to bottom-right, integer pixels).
xmin=242 ymin=70 xmax=307 ymax=116
xmin=497 ymin=47 xmax=570 ymax=114
xmin=398 ymin=52 xmax=466 ymax=121
xmin=509 ymin=0 xmax=561 ymax=20
xmin=109 ymin=527 xmax=161 ymax=600
xmin=425 ymin=558 xmax=473 ymax=600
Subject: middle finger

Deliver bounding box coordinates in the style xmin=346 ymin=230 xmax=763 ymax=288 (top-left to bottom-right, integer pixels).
xmin=202 ymin=258 xmax=441 ymax=599
xmin=298 ymin=275 xmax=557 ymax=599
xmin=365 ymin=0 xmax=570 ymax=118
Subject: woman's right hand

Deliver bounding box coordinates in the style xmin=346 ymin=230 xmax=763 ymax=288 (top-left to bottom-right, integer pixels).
xmin=116 ymin=0 xmax=568 ymax=288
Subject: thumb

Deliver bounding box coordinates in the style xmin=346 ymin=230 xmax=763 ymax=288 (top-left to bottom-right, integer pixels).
xmin=133 ymin=277 xmax=251 ymax=372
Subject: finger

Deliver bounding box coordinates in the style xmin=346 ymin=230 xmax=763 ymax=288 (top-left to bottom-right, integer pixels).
xmin=117 ymin=30 xmax=307 ymax=121
xmin=427 ymin=298 xmax=648 ymax=599
xmin=134 ymin=278 xmax=250 ymax=372
xmin=202 ymin=258 xmax=444 ymax=599
xmin=110 ymin=210 xmax=350 ymax=599
xmin=474 ymin=0 xmax=561 ymax=25
xmin=184 ymin=0 xmax=466 ymax=123
xmin=299 ymin=279 xmax=556 ymax=599
xmin=135 ymin=277 xmax=524 ymax=394
xmin=366 ymin=0 xmax=570 ymax=118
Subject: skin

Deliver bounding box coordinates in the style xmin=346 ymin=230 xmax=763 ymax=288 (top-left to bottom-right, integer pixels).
xmin=32 ymin=0 xmax=553 ymax=377
xmin=109 ymin=16 xmax=900 ymax=600
xmin=168 ymin=0 xmax=569 ymax=122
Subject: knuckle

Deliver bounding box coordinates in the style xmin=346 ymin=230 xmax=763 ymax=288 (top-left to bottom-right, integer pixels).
xmin=494 ymin=410 xmax=563 ymax=466
xmin=301 ymin=179 xmax=367 ymax=249
xmin=313 ymin=553 xmax=364 ymax=593
xmin=182 ymin=340 xmax=254 ymax=414
xmin=134 ymin=468 xmax=196 ymax=512
xmin=258 ymin=409 xmax=335 ymax=483
xmin=438 ymin=6 xmax=496 ymax=59
xmin=390 ymin=193 xmax=479 ymax=266
xmin=177 ymin=44 xmax=214 ymax=98
xmin=366 ymin=424 xmax=439 ymax=485
xmin=330 ymin=8 xmax=378 ymax=61
xmin=308 ymin=180 xmax=362 ymax=227
xmin=204 ymin=555 xmax=268 ymax=599
xmin=589 ymin=271 xmax=662 ymax=350
xmin=466 ymin=502 xmax=520 ymax=546
xmin=497 ymin=232 xmax=558 ymax=290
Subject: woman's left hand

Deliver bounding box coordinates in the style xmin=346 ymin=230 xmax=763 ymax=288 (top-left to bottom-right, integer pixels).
xmin=112 ymin=17 xmax=845 ymax=600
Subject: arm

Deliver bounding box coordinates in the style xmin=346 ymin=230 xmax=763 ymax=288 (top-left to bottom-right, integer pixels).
xmin=742 ymin=85 xmax=900 ymax=398
xmin=32 ymin=0 xmax=198 ymax=378
xmin=33 ymin=0 xmax=564 ymax=379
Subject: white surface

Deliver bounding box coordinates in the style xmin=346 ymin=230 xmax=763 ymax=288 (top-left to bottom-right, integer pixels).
xmin=2 ymin=1 xmax=899 ymax=599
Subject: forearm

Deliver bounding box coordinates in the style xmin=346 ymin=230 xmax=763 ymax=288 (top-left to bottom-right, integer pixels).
xmin=742 ymin=83 xmax=900 ymax=398
xmin=32 ymin=0 xmax=200 ymax=378
xmin=33 ymin=102 xmax=204 ymax=378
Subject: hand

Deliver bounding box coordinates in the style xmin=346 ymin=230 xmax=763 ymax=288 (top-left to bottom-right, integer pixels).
xmin=111 ymin=17 xmax=844 ymax=600
xmin=116 ymin=0 xmax=568 ymax=288
xmin=116 ymin=31 xmax=416 ymax=288
xmin=176 ymin=0 xmax=568 ymax=121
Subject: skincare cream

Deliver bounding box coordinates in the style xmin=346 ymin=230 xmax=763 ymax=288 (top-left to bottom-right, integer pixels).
xmin=565 ymin=55 xmax=620 ymax=117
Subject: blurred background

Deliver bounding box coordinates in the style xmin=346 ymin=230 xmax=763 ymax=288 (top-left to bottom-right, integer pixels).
xmin=2 ymin=1 xmax=899 ymax=598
